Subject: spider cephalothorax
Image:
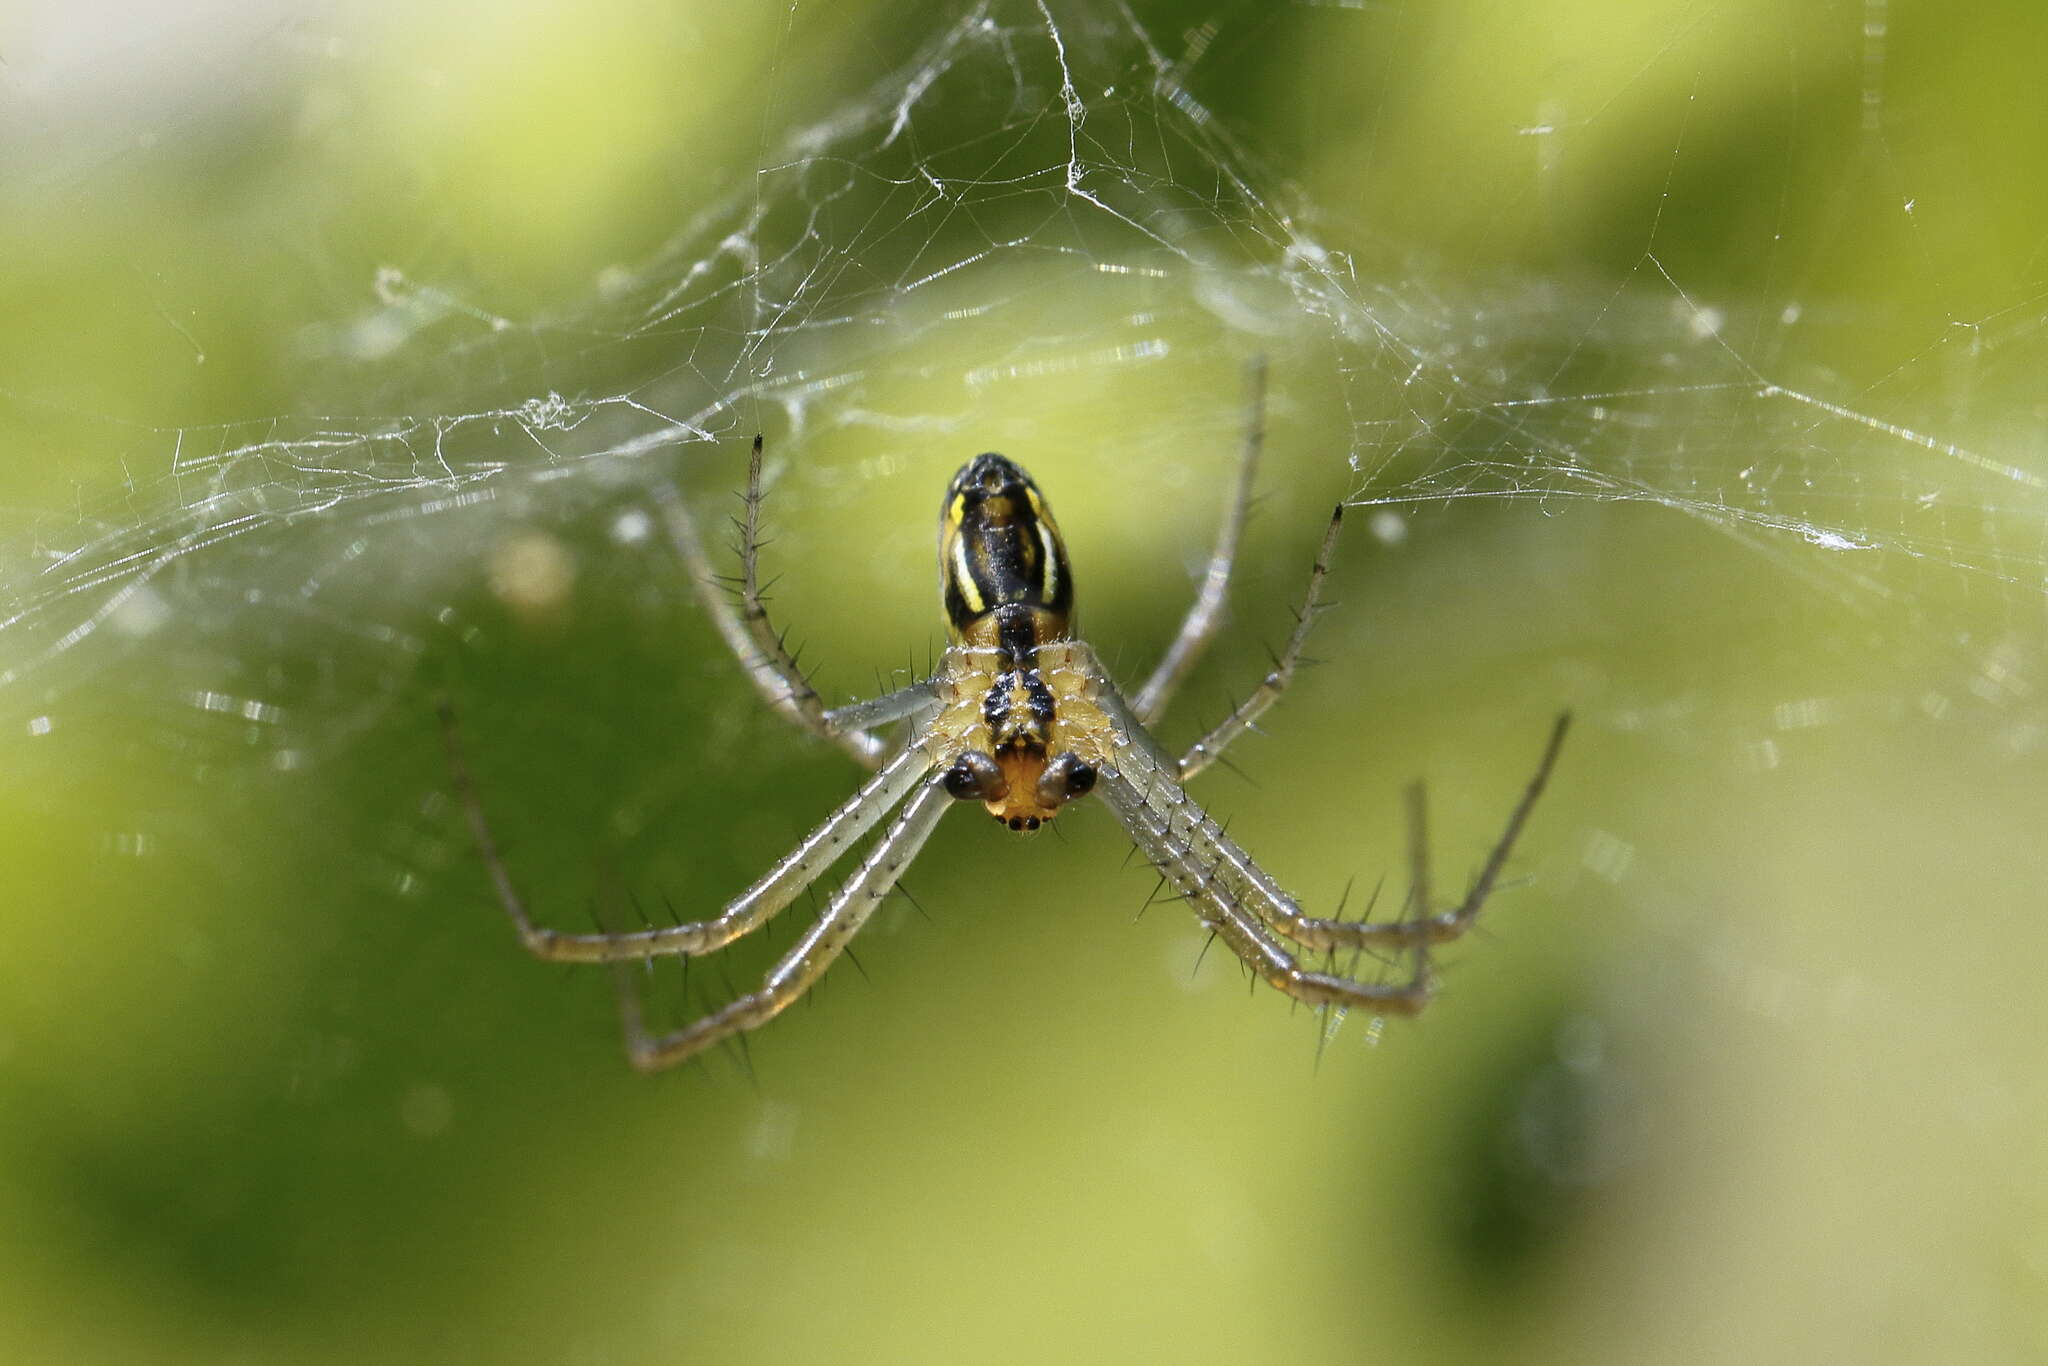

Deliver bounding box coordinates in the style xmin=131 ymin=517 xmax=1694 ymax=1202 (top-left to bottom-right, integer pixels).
xmin=444 ymin=368 xmax=1569 ymax=1071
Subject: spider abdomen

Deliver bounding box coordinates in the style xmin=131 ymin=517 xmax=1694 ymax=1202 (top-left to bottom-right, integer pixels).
xmin=940 ymin=453 xmax=1073 ymax=644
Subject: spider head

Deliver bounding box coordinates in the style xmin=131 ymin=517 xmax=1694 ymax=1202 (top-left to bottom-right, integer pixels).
xmin=941 ymin=747 xmax=1096 ymax=833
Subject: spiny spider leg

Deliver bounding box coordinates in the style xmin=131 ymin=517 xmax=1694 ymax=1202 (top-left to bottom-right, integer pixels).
xmin=1176 ymin=504 xmax=1344 ymax=782
xmin=1100 ymin=769 xmax=1436 ymax=1016
xmin=438 ymin=696 xmax=938 ymax=963
xmin=1130 ymin=355 xmax=1267 ymax=726
xmin=614 ymin=778 xmax=953 ymax=1071
xmin=824 ymin=679 xmax=942 ymax=736
xmin=651 ymin=436 xmax=886 ymax=768
xmin=1405 ymin=711 xmax=1571 ymax=942
xmin=1257 ymin=712 xmax=1571 ymax=951
xmin=1118 ymin=710 xmax=1570 ymax=956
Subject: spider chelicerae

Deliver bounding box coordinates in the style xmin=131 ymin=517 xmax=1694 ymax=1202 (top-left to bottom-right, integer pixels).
xmin=442 ymin=374 xmax=1569 ymax=1071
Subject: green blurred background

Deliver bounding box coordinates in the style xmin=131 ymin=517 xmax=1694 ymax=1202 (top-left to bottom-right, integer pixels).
xmin=2 ymin=1 xmax=2045 ymax=1361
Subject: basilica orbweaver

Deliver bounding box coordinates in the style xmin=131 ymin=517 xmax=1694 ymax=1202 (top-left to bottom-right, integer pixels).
xmin=441 ymin=375 xmax=1569 ymax=1070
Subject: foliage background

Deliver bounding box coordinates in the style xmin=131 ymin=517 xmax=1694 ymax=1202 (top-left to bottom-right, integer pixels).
xmin=1 ymin=1 xmax=2043 ymax=1361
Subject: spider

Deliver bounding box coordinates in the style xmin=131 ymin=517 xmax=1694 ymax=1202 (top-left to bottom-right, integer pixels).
xmin=441 ymin=372 xmax=1570 ymax=1071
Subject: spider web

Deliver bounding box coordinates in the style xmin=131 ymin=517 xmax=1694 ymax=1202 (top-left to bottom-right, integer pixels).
xmin=0 ymin=0 xmax=2040 ymax=758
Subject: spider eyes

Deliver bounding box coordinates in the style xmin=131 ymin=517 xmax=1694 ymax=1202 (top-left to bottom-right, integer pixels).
xmin=942 ymin=751 xmax=1006 ymax=802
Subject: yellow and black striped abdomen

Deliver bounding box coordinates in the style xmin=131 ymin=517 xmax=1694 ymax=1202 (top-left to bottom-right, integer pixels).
xmin=939 ymin=453 xmax=1074 ymax=646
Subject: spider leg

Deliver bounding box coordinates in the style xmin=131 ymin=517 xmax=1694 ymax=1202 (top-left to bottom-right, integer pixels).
xmin=1100 ymin=769 xmax=1435 ymax=1017
xmin=651 ymin=435 xmax=887 ymax=768
xmin=1399 ymin=710 xmax=1571 ymax=943
xmin=1149 ymin=712 xmax=1570 ymax=953
xmin=1129 ymin=355 xmax=1267 ymax=726
xmin=439 ymin=697 xmax=939 ymax=963
xmin=614 ymin=777 xmax=953 ymax=1071
xmin=1273 ymin=711 xmax=1571 ymax=950
xmin=1087 ymin=636 xmax=1568 ymax=956
xmin=825 ymin=679 xmax=941 ymax=735
xmin=1176 ymin=504 xmax=1343 ymax=782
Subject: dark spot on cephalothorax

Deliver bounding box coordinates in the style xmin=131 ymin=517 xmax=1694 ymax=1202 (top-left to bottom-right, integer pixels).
xmin=1035 ymin=753 xmax=1095 ymax=807
xmin=981 ymin=661 xmax=1055 ymax=758
xmin=943 ymin=750 xmax=1007 ymax=802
